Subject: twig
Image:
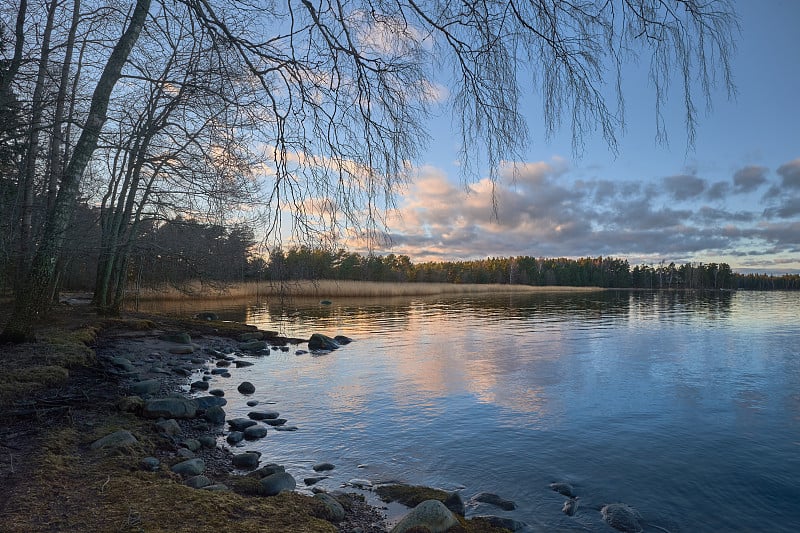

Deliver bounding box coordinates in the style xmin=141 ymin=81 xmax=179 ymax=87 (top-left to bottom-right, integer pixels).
xmin=100 ymin=475 xmax=110 ymax=493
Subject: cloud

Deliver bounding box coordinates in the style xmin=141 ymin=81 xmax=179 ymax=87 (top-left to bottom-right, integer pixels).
xmin=662 ymin=174 xmax=706 ymax=201
xmin=777 ymin=158 xmax=800 ymax=189
xmin=733 ymin=165 xmax=768 ymax=193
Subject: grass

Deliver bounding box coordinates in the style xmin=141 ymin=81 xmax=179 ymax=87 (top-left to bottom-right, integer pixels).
xmin=130 ymin=279 xmax=603 ymax=301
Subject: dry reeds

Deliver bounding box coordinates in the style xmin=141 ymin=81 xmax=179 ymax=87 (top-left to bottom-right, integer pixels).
xmin=129 ymin=280 xmax=602 ymax=301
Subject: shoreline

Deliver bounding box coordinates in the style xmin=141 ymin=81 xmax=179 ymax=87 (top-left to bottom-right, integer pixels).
xmin=0 ymin=304 xmax=512 ymax=532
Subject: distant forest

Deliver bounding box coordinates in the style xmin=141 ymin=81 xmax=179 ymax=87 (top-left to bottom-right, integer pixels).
xmin=38 ymin=217 xmax=797 ymax=293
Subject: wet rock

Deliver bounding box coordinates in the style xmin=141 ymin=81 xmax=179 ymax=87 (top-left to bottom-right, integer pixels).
xmin=194 ymin=396 xmax=227 ymax=410
xmin=248 ymin=410 xmax=279 ymax=420
xmin=313 ymin=462 xmax=335 ymax=472
xmin=142 ymin=398 xmax=198 ymax=419
xmin=263 ymin=418 xmax=287 ymax=427
xmin=203 ymin=405 xmax=226 ymax=425
xmin=90 ymin=429 xmax=138 ymax=451
xmin=444 ymin=491 xmax=465 ymax=516
xmin=232 ymin=452 xmax=261 ymax=470
xmin=171 ymin=458 xmax=205 ymax=476
xmin=476 ymin=515 xmax=527 ymax=531
xmin=215 ymin=360 xmax=231 ymax=368
xmin=550 ymin=482 xmax=576 ymax=497
xmin=195 ymin=312 xmax=218 ymax=321
xmin=308 ymin=334 xmax=339 ymax=351
xmin=243 ymin=425 xmax=268 ymax=440
xmin=562 ymin=497 xmax=580 ymax=516
xmin=210 ymin=368 xmax=228 ymax=375
xmin=209 ymin=389 xmax=225 ymax=397
xmin=226 ymin=431 xmax=244 ymax=445
xmin=234 ymin=360 xmax=254 ymax=368
xmin=246 ymin=400 xmax=259 ymax=407
xmin=471 ymin=492 xmax=516 ymax=511
xmin=390 ymin=500 xmax=458 ymax=533
xmin=248 ymin=464 xmax=285 ymax=479
xmin=238 ymin=332 xmax=264 ymax=342
xmin=601 ymin=503 xmax=643 ymax=533
xmin=228 ymin=418 xmax=257 ymax=431
xmin=315 ymin=492 xmax=346 ymax=522
xmin=240 ymin=340 xmax=268 ymax=352
xmin=237 ymin=381 xmax=256 ymax=394
xmin=333 ymin=335 xmax=353 ymax=345
xmin=273 ymin=426 xmax=298 ymax=432
xmin=258 ymin=472 xmax=297 ymax=496
xmin=169 ymin=345 xmax=195 ymax=355
xmin=190 ymin=380 xmax=209 ymax=391
xmin=304 ymin=476 xmax=328 ymax=486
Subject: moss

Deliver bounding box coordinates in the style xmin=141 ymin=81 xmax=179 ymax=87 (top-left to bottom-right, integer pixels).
xmin=375 ymin=484 xmax=450 ymax=507
xmin=7 ymin=365 xmax=70 ymax=386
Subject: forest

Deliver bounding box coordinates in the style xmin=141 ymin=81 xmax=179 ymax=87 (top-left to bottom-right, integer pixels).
xmin=31 ymin=214 xmax=799 ymax=292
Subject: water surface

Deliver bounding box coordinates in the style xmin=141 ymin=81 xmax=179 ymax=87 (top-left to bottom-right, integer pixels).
xmin=145 ymin=290 xmax=800 ymax=531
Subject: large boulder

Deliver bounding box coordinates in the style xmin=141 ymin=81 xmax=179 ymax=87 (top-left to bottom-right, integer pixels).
xmin=228 ymin=417 xmax=257 ymax=431
xmin=390 ymin=500 xmax=458 ymax=533
xmin=142 ymin=398 xmax=198 ymax=419
xmin=232 ymin=452 xmax=261 ymax=470
xmin=601 ymin=503 xmax=643 ymax=532
xmin=194 ymin=395 xmax=227 ymax=410
xmin=131 ymin=379 xmax=161 ymax=396
xmin=171 ymin=458 xmax=205 ymax=477
xmin=258 ymin=472 xmax=297 ymax=496
xmin=90 ymin=429 xmax=138 ymax=451
xmin=314 ymin=493 xmax=346 ymax=522
xmin=243 ymin=425 xmax=268 ymax=440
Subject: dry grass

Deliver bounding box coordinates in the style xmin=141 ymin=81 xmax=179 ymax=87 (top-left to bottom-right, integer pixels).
xmin=131 ymin=280 xmax=603 ymax=301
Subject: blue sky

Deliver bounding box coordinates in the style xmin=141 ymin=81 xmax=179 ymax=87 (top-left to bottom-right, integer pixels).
xmin=358 ymin=0 xmax=800 ymax=274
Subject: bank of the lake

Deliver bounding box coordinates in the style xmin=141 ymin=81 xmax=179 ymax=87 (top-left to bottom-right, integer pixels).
xmin=0 ymin=302 xmax=511 ymax=532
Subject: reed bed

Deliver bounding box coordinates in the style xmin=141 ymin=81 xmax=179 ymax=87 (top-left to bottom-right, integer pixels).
xmin=130 ymin=280 xmax=602 ymax=301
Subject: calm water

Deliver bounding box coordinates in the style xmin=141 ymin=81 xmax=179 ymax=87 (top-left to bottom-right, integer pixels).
xmin=149 ymin=290 xmax=800 ymax=531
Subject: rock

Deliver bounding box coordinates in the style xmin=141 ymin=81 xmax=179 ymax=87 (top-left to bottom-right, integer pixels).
xmin=390 ymin=500 xmax=458 ymax=533
xmin=476 ymin=515 xmax=527 ymax=531
xmin=177 ymin=448 xmax=196 ymax=459
xmin=142 ymin=398 xmax=198 ymax=419
xmin=295 ymin=350 xmax=308 ymax=355
xmin=169 ymin=345 xmax=195 ymax=354
xmin=110 ymin=356 xmax=135 ymax=372
xmin=313 ymin=462 xmax=335 ymax=472
xmin=232 ymin=452 xmax=261 ymax=470
xmin=347 ymin=479 xmax=372 ymax=489
xmin=155 ymin=419 xmax=182 ymax=436
xmin=226 ymin=431 xmax=244 ymax=445
xmin=208 ymin=389 xmax=225 ymax=397
xmin=195 ymin=312 xmax=218 ymax=321
xmin=550 ymin=482 xmax=575 ymax=498
xmin=237 ymin=381 xmax=256 ymax=394
xmin=315 ymin=493 xmax=346 ymax=522
xmin=472 ymin=492 xmax=516 ymax=511
xmin=263 ymin=418 xmax=287 ymax=427
xmin=140 ymin=457 xmax=160 ymax=471
xmin=238 ymin=332 xmax=264 ymax=342
xmin=173 ymin=367 xmax=192 ymax=377
xmin=246 ymin=400 xmax=259 ymax=407
xmin=333 ymin=335 xmax=353 ymax=345
xmin=248 ymin=464 xmax=285 ymax=479
xmin=304 ymin=476 xmax=328 ymax=486
xmin=90 ymin=429 xmax=138 ymax=451
xmin=194 ymin=396 xmax=227 ymax=410
xmin=116 ymin=395 xmax=144 ymax=413
xmin=186 ymin=475 xmax=212 ymax=488
xmin=161 ymin=332 xmax=192 ymax=344
xmin=248 ymin=410 xmax=279 ymax=420
xmin=319 ymin=300 xmax=332 ymax=305
xmin=203 ymin=405 xmax=226 ymax=425
xmin=243 ymin=425 xmax=268 ymax=440
xmin=130 ymin=379 xmax=161 ymax=396
xmin=258 ymin=472 xmax=297 ymax=496
xmin=182 ymin=438 xmax=202 ymax=452
xmin=149 ymin=366 xmax=170 ymax=374
xmin=273 ymin=426 xmax=298 ymax=432
xmin=601 ymin=503 xmax=643 ymax=533
xmin=234 ymin=360 xmax=254 ymax=368
xmin=562 ymin=497 xmax=580 ymax=516
xmin=308 ymin=333 xmax=339 ymax=351
xmin=215 ymin=360 xmax=231 ymax=368
xmin=210 ymin=368 xmax=228 ymax=375
xmin=228 ymin=417 xmax=257 ymax=431
xmin=171 ymin=458 xmax=205 ymax=476
xmin=190 ymin=380 xmax=209 ymax=391
xmin=198 ymin=435 xmax=216 ymax=448
xmin=240 ymin=340 xmax=268 ymax=352
xmin=444 ymin=492 xmax=465 ymax=516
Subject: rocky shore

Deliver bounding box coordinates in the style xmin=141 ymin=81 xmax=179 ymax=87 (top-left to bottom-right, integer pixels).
xmin=0 ymin=305 xmax=514 ymax=532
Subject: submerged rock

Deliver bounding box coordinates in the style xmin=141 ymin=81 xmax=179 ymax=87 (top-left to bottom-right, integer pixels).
xmin=550 ymin=482 xmax=576 ymax=497
xmin=601 ymin=503 xmax=643 ymax=533
xmin=472 ymin=492 xmax=516 ymax=511
xmin=308 ymin=334 xmax=339 ymax=351
xmin=562 ymin=497 xmax=580 ymax=516
xmin=312 ymin=462 xmax=335 ymax=472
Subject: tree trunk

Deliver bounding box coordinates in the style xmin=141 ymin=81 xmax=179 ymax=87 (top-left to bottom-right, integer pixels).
xmin=1 ymin=0 xmax=151 ymax=343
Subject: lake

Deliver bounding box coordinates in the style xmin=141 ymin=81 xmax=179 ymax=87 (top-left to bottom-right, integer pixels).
xmin=142 ymin=290 xmax=800 ymax=531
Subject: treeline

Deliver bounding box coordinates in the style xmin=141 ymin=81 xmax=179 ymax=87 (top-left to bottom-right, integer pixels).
xmin=262 ymin=248 xmax=798 ymax=290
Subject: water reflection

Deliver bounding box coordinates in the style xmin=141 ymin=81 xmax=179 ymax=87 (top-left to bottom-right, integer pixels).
xmin=139 ymin=290 xmax=799 ymax=532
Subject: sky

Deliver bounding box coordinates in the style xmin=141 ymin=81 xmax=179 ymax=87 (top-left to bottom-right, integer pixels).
xmin=352 ymin=0 xmax=800 ymax=274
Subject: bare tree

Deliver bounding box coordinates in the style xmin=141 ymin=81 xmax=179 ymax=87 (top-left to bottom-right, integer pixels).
xmin=1 ymin=0 xmax=737 ymax=341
